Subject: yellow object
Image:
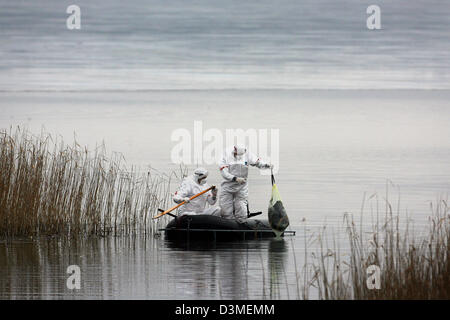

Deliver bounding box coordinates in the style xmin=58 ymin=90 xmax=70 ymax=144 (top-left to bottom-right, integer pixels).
xmin=268 ymin=183 xmax=289 ymax=234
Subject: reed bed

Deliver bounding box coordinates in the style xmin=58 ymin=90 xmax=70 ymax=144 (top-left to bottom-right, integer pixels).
xmin=0 ymin=127 xmax=178 ymax=238
xmin=2 ymin=126 xmax=449 ymax=298
xmin=302 ymin=195 xmax=450 ymax=300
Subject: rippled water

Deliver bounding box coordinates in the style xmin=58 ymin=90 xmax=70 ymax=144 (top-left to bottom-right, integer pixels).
xmin=0 ymin=235 xmax=306 ymax=300
xmin=0 ymin=0 xmax=449 ymax=90
xmin=1 ymin=89 xmax=449 ymax=299
xmin=1 ymin=89 xmax=449 ymax=227
xmin=0 ymin=0 xmax=449 ymax=300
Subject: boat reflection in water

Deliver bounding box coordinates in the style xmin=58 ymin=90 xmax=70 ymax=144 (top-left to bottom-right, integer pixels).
xmin=165 ymin=236 xmax=289 ymax=300
xmin=0 ymin=233 xmax=292 ymax=299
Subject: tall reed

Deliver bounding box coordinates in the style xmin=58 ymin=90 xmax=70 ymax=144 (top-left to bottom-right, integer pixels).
xmin=0 ymin=127 xmax=176 ymax=238
xmin=306 ymin=195 xmax=449 ymax=299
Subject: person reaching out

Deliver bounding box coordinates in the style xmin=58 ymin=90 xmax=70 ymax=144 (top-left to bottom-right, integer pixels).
xmin=173 ymin=167 xmax=221 ymax=216
xmin=218 ymin=145 xmax=272 ymax=222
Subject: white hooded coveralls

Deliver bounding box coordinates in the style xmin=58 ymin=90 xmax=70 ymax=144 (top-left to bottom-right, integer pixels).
xmin=173 ymin=175 xmax=221 ymax=216
xmin=219 ymin=146 xmax=270 ymax=222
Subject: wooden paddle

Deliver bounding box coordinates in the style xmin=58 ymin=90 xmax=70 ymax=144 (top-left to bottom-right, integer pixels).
xmin=152 ymin=186 xmax=216 ymax=219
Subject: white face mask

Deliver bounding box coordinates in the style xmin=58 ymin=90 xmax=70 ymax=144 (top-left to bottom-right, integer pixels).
xmin=196 ymin=175 xmax=207 ymax=185
xmin=234 ymin=146 xmax=246 ymax=161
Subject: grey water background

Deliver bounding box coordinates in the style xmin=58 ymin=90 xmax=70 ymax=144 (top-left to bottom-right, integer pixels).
xmin=0 ymin=0 xmax=450 ymax=299
xmin=1 ymin=90 xmax=449 ymax=299
xmin=0 ymin=0 xmax=449 ymax=90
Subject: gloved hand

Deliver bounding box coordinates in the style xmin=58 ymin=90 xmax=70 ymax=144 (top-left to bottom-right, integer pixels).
xmin=235 ymin=177 xmax=246 ymax=184
xmin=212 ymin=187 xmax=218 ymax=197
xmin=263 ymin=164 xmax=274 ymax=169
xmin=183 ymin=197 xmax=191 ymax=203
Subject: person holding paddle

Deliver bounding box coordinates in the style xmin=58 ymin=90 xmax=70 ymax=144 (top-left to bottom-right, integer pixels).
xmin=172 ymin=167 xmax=221 ymax=217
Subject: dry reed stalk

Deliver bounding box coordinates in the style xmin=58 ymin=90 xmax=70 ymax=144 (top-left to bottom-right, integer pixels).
xmin=0 ymin=127 xmax=175 ymax=238
xmin=306 ymin=193 xmax=449 ymax=300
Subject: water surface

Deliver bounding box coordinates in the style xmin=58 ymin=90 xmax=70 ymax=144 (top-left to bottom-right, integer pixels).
xmin=0 ymin=236 xmax=305 ymax=300
xmin=0 ymin=0 xmax=449 ymax=300
xmin=1 ymin=0 xmax=449 ymax=90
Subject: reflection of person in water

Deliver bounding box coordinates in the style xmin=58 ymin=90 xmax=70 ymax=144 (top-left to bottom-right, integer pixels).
xmin=164 ymin=245 xmax=218 ymax=298
xmin=216 ymin=242 xmax=250 ymax=299
xmin=268 ymin=238 xmax=288 ymax=299
xmin=165 ymin=240 xmax=289 ymax=299
xmin=166 ymin=242 xmax=255 ymax=299
xmin=218 ymin=240 xmax=289 ymax=299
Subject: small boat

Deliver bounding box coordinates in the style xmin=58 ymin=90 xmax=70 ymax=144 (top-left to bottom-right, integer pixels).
xmin=161 ymin=214 xmax=295 ymax=241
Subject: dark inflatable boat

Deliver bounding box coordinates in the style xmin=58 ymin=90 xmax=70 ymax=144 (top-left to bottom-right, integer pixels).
xmin=162 ymin=214 xmax=295 ymax=241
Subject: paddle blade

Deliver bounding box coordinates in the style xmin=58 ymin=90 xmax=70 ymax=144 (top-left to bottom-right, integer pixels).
xmin=248 ymin=211 xmax=262 ymax=218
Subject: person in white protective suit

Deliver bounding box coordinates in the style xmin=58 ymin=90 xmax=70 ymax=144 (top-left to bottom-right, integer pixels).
xmin=173 ymin=167 xmax=221 ymax=216
xmin=219 ymin=145 xmax=273 ymax=222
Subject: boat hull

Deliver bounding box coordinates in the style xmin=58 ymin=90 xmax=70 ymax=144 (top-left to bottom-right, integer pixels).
xmin=163 ymin=214 xmax=282 ymax=241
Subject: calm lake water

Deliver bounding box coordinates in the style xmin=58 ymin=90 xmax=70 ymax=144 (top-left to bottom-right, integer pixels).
xmin=1 ymin=236 xmax=303 ymax=300
xmin=0 ymin=0 xmax=449 ymax=300
xmin=0 ymin=89 xmax=449 ymax=299
xmin=0 ymin=0 xmax=449 ymax=90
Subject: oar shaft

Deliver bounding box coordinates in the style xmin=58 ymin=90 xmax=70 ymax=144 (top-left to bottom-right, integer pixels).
xmin=153 ymin=186 xmax=215 ymax=219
